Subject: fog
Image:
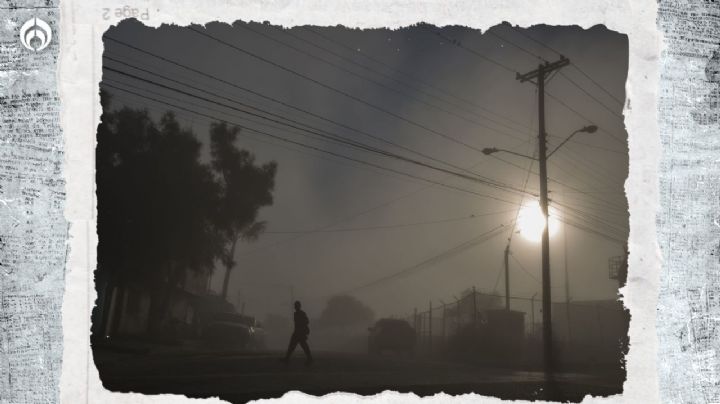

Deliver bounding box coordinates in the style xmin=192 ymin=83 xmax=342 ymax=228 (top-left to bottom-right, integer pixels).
xmin=102 ymin=19 xmax=628 ymax=333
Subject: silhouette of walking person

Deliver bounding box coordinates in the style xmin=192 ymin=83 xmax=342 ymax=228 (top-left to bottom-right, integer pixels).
xmin=282 ymin=301 xmax=313 ymax=366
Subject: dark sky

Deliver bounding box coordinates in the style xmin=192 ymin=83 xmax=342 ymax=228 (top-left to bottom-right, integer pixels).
xmin=102 ymin=20 xmax=629 ymax=320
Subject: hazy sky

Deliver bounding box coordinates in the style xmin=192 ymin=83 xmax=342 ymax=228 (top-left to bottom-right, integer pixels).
xmin=102 ymin=20 xmax=629 ymax=320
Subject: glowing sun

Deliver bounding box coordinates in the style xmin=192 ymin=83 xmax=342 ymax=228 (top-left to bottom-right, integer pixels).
xmin=517 ymin=201 xmax=559 ymax=242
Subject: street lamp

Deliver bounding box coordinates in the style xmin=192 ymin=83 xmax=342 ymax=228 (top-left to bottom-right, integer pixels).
xmin=483 ymin=125 xmax=597 ymax=159
xmin=482 ymin=147 xmax=535 ymax=160
xmin=547 ymin=125 xmax=597 ymax=158
xmin=484 ymin=124 xmax=597 ymax=376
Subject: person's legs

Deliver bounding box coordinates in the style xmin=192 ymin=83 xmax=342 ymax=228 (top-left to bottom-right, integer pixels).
xmin=283 ymin=334 xmax=299 ymax=362
xmin=299 ymin=338 xmax=313 ymax=364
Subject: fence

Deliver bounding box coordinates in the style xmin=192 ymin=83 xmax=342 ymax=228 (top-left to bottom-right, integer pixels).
xmin=397 ymin=286 xmax=628 ymax=363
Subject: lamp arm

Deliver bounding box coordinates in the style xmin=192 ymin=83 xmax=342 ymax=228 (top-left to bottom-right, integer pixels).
xmin=497 ymin=149 xmax=537 ymax=160
xmin=547 ymin=129 xmax=581 ymax=159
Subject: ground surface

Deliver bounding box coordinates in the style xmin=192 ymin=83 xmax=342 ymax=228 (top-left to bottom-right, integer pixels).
xmin=95 ymin=348 xmax=623 ymax=403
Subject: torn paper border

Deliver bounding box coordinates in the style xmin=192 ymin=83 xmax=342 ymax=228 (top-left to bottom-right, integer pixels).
xmin=56 ymin=0 xmax=664 ymax=403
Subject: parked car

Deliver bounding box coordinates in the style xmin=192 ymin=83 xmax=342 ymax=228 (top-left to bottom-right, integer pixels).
xmin=247 ymin=321 xmax=267 ymax=350
xmin=201 ymin=312 xmax=256 ymax=349
xmin=367 ymin=318 xmax=416 ymax=355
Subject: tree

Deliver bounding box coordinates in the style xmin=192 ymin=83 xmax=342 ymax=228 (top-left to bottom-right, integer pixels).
xmin=96 ymin=95 xmax=224 ymax=334
xmin=95 ymin=93 xmax=277 ymax=336
xmin=318 ymin=295 xmax=375 ymax=328
xmin=209 ymin=122 xmax=277 ymax=299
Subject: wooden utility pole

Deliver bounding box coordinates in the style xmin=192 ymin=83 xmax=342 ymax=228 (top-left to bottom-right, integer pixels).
xmin=530 ymin=293 xmax=536 ymax=336
xmin=441 ymin=303 xmax=447 ymax=345
xmin=516 ymin=56 xmax=569 ymax=377
xmin=504 ymin=245 xmax=511 ymax=310
xmin=413 ymin=307 xmax=418 ymax=344
xmin=428 ymin=301 xmax=433 ymax=353
xmin=564 ymin=214 xmax=572 ymax=343
xmin=472 ymin=286 xmax=478 ymax=323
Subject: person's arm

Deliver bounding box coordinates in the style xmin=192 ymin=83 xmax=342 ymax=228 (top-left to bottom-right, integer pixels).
xmin=301 ymin=312 xmax=309 ymax=329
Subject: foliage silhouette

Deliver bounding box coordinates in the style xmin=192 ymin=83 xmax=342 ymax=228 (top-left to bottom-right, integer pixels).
xmin=209 ymin=122 xmax=277 ymax=299
xmin=95 ymin=91 xmax=277 ymax=336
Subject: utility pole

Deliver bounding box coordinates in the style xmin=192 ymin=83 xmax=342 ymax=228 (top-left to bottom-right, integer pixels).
xmin=504 ymin=245 xmax=510 ymax=310
xmin=413 ymin=307 xmax=418 ymax=344
xmin=454 ymin=296 xmax=460 ymax=332
xmin=428 ymin=301 xmax=433 ymax=353
xmin=516 ymin=56 xmax=569 ymax=377
xmin=441 ymin=301 xmax=447 ymax=345
xmin=472 ymin=286 xmax=478 ymax=324
xmin=530 ymin=293 xmax=536 ymax=336
xmin=564 ymin=213 xmax=572 ymax=343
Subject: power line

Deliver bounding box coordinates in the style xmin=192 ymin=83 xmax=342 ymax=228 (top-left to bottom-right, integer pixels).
xmin=110 ymin=76 xmax=532 ymax=204
xmin=103 ymin=62 xmax=534 ymax=198
xmin=544 ymin=92 xmax=626 ymax=146
xmin=486 ymin=30 xmax=546 ymax=63
xmin=558 ymin=72 xmax=623 ymax=118
xmin=509 ymin=252 xmax=540 ymax=283
xmin=546 ymin=157 xmax=627 ymax=213
xmin=265 ymin=209 xmax=517 ymax=234
xmin=110 ymin=88 xmax=427 ymax=182
xmin=562 ymin=140 xmax=628 ymax=175
xmin=568 ymin=64 xmax=625 ymax=106
xmin=469 ymin=125 xmax=628 ymax=231
xmin=552 ymin=204 xmax=628 ymax=242
xmin=508 ymin=26 xmax=563 ymax=58
xmin=346 ymin=221 xmax=513 ymax=293
xmin=484 ymin=148 xmax=627 ymax=215
xmin=101 ymin=48 xmax=469 ymax=172
xmin=233 ymin=157 xmax=508 ymax=258
xmin=491 ymin=88 xmax=538 ymax=297
xmin=556 ymin=135 xmax=626 ymax=156
xmin=104 ymin=30 xmax=627 ymax=252
xmin=105 ymin=48 xmax=322 ymax=128
xmin=102 ymin=61 xmax=528 ymax=196
xmin=551 ymin=190 xmax=627 ymax=222
xmin=108 ymin=78 xmax=474 ymax=189
xmin=509 ymin=27 xmax=625 ymax=106
xmin=102 ymin=81 xmax=528 ymax=209
xmin=507 ymin=89 xmax=539 ymax=246
xmin=556 ymin=216 xmax=625 ymax=245
xmin=422 ymin=26 xmax=517 ymax=73
xmin=107 ymin=36 xmax=615 ymax=203
xmin=107 ymin=85 xmax=555 ymax=264
xmin=554 ymin=188 xmax=624 ymax=195
xmin=422 ymin=27 xmax=628 ymax=147
xmin=185 ymin=26 xmax=488 ymax=155
xmin=487 ymin=27 xmax=623 ymax=119
xmin=238 ymin=23 xmax=529 ymax=142
xmin=552 ymin=200 xmax=628 ymax=234
xmin=548 ymin=158 xmax=625 ymax=206
xmin=550 ymin=148 xmax=627 ymax=194
xmin=105 ymin=35 xmax=492 ymax=174
xmin=105 ymin=36 xmax=542 ymax=197
xmin=118 ymin=84 xmax=622 ymax=262
xmin=303 ymin=26 xmax=531 ymax=132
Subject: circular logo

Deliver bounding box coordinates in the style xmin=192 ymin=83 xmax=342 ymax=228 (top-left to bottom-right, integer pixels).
xmin=19 ymin=17 xmax=52 ymax=52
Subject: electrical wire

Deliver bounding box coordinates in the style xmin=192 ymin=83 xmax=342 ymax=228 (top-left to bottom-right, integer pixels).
xmin=238 ymin=23 xmax=529 ymax=142
xmin=303 ymin=26 xmax=531 ymax=132
xmin=102 ymin=63 xmax=535 ymax=198
xmin=346 ymin=221 xmax=513 ymax=293
xmin=185 ymin=26 xmax=489 ymax=155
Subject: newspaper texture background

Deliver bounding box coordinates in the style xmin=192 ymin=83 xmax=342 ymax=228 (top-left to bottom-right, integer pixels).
xmin=0 ymin=2 xmax=65 ymax=403
xmin=3 ymin=0 xmax=705 ymax=402
xmin=657 ymin=0 xmax=720 ymax=403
